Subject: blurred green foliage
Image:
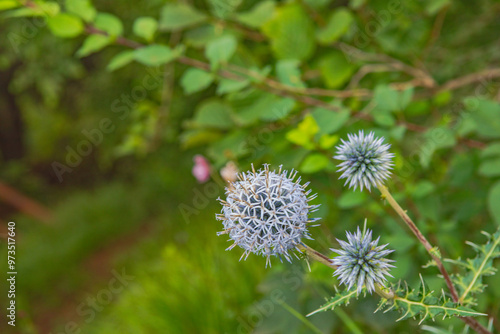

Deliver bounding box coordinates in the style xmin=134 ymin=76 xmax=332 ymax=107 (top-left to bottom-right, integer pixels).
xmin=1 ymin=0 xmax=500 ymax=333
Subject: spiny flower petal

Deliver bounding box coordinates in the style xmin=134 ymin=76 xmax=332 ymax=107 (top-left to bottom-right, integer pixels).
xmin=334 ymin=131 xmax=394 ymax=191
xmin=331 ymin=225 xmax=395 ymax=294
xmin=216 ymin=164 xmax=320 ymax=267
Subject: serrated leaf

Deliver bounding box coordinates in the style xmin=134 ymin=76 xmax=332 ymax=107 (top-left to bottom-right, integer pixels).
xmin=76 ymin=34 xmax=109 ymax=57
xmin=446 ymin=228 xmax=500 ymax=305
xmin=47 ymin=13 xmax=83 ymax=38
xmin=377 ymin=278 xmax=486 ymax=324
xmin=94 ymin=12 xmax=123 ymax=36
xmin=159 ymin=3 xmax=207 ymax=31
xmin=180 ymin=68 xmax=214 ymax=95
xmin=133 ymin=16 xmax=158 ymax=42
xmin=65 ymin=0 xmax=96 ymax=22
xmin=307 ymin=289 xmax=359 ymax=316
xmin=107 ymin=50 xmax=135 ymax=71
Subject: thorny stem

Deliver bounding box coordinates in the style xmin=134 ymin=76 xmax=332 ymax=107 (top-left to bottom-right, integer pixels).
xmin=377 ymin=184 xmax=491 ymax=334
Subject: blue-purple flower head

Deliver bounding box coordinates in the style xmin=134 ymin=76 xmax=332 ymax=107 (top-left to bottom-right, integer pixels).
xmin=331 ymin=225 xmax=395 ymax=294
xmin=334 ymin=131 xmax=394 ymax=191
xmin=217 ymin=164 xmax=320 ymax=267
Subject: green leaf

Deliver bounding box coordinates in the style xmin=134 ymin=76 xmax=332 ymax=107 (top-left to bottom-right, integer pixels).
xmin=216 ymin=78 xmax=250 ymax=95
xmin=159 ymin=3 xmax=207 ymax=31
xmin=65 ymin=0 xmax=96 ymax=22
xmin=193 ymin=99 xmax=233 ymax=129
xmin=180 ymin=129 xmax=222 ymax=149
xmin=47 ymin=13 xmax=83 ymax=38
xmin=318 ymin=134 xmax=338 ymax=149
xmin=411 ymin=181 xmax=436 ymax=199
xmin=180 ymin=68 xmax=214 ymax=95
xmin=235 ymin=1 xmax=275 ymax=28
xmin=205 ymin=35 xmax=237 ymax=68
xmin=2 ymin=2 xmax=59 ymax=17
xmin=316 ymin=8 xmax=353 ymax=44
xmin=373 ymin=85 xmax=413 ymax=112
xmin=94 ymin=12 xmax=123 ymax=36
xmin=0 ymin=0 xmax=21 ymax=11
xmin=286 ymin=115 xmax=319 ymax=149
xmin=318 ymin=51 xmax=354 ymax=88
xmin=446 ymin=228 xmax=500 ymax=305
xmin=419 ymin=127 xmax=456 ymax=168
xmin=300 ymin=153 xmax=330 ymax=173
xmin=259 ymin=97 xmax=295 ymax=121
xmin=312 ymin=107 xmax=350 ymax=135
xmin=107 ymin=50 xmax=135 ymax=71
xmin=465 ymin=98 xmax=500 ymax=139
xmin=229 ymin=90 xmax=294 ymax=125
xmin=488 ymin=182 xmax=500 ymax=225
xmin=307 ymin=289 xmax=360 ymax=316
xmin=133 ymin=17 xmax=158 ymax=42
xmin=134 ymin=45 xmax=182 ymax=66
xmin=338 ymin=191 xmax=367 ymax=209
xmin=376 ymin=278 xmax=486 ymax=324
xmin=479 ymin=158 xmax=500 ymax=177
xmin=76 ymin=34 xmax=109 ymax=57
xmin=276 ymin=59 xmax=305 ymax=88
xmin=262 ymin=4 xmax=315 ymax=60
xmin=481 ymin=142 xmax=500 ymax=159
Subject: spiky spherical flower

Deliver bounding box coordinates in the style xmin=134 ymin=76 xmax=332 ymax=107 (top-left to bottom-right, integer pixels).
xmin=334 ymin=131 xmax=394 ymax=191
xmin=216 ymin=164 xmax=320 ymax=267
xmin=331 ymin=226 xmax=395 ymax=294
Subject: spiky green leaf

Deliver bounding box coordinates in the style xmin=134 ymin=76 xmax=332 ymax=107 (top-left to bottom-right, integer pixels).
xmin=376 ymin=278 xmax=486 ymax=324
xmin=446 ymin=228 xmax=500 ymax=305
xmin=307 ymin=289 xmax=360 ymax=317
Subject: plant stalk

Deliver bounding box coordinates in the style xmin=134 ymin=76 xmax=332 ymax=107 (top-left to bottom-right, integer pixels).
xmin=377 ymin=184 xmax=491 ymax=334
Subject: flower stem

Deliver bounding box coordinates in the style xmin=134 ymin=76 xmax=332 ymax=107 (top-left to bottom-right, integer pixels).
xmin=298 ymin=244 xmax=337 ymax=269
xmin=377 ymin=184 xmax=491 ymax=334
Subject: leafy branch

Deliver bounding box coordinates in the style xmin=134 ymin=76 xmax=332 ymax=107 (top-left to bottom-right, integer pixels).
xmin=446 ymin=228 xmax=500 ymax=305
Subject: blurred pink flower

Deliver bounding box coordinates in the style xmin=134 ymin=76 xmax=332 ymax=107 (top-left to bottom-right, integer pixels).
xmin=192 ymin=155 xmax=211 ymax=183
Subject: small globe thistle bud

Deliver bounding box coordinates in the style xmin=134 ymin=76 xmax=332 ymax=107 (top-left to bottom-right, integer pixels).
xmin=334 ymin=131 xmax=394 ymax=191
xmin=331 ymin=226 xmax=395 ymax=294
xmin=217 ymin=164 xmax=320 ymax=267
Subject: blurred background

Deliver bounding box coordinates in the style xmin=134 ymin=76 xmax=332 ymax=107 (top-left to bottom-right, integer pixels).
xmin=1 ymin=0 xmax=500 ymax=333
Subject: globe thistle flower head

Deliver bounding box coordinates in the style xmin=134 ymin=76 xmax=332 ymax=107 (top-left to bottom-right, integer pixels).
xmin=216 ymin=164 xmax=320 ymax=267
xmin=331 ymin=225 xmax=395 ymax=294
xmin=334 ymin=131 xmax=394 ymax=191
